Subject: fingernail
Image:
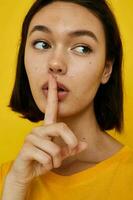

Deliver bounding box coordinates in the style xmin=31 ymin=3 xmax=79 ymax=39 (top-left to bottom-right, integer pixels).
xmin=80 ymin=142 xmax=88 ymax=150
xmin=71 ymin=147 xmax=77 ymax=155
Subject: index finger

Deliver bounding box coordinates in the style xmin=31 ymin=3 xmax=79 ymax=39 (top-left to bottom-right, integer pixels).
xmin=44 ymin=73 xmax=58 ymax=125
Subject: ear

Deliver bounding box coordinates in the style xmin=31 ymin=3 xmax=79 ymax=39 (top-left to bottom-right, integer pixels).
xmin=101 ymin=60 xmax=114 ymax=84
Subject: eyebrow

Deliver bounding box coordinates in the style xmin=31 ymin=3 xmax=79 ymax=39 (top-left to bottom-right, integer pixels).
xmin=29 ymin=25 xmax=98 ymax=43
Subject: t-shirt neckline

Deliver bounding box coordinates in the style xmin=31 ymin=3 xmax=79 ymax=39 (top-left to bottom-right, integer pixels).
xmin=43 ymin=145 xmax=131 ymax=186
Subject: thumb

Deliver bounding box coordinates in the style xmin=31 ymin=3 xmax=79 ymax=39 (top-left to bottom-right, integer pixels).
xmin=71 ymin=141 xmax=88 ymax=155
xmin=61 ymin=141 xmax=88 ymax=159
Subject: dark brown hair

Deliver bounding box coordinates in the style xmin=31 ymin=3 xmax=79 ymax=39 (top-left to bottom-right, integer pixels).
xmin=8 ymin=0 xmax=124 ymax=133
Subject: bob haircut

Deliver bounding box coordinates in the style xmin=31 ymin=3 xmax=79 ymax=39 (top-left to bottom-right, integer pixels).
xmin=8 ymin=0 xmax=124 ymax=133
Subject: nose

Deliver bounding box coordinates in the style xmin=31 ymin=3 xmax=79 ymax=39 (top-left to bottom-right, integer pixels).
xmin=48 ymin=48 xmax=67 ymax=76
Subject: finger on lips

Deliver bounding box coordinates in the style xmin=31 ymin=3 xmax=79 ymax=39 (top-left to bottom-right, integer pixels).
xmin=42 ymin=73 xmax=87 ymax=159
xmin=44 ymin=73 xmax=58 ymax=126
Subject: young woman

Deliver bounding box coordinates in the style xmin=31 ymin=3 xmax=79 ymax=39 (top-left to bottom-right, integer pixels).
xmin=1 ymin=0 xmax=133 ymax=199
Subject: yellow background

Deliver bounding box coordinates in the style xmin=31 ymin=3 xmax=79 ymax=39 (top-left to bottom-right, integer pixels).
xmin=0 ymin=0 xmax=133 ymax=165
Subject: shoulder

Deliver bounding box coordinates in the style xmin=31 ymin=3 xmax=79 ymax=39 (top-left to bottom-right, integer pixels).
xmin=108 ymin=146 xmax=133 ymax=197
xmin=117 ymin=145 xmax=133 ymax=177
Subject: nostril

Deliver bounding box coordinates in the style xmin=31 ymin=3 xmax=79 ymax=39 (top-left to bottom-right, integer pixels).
xmin=58 ymin=69 xmax=62 ymax=72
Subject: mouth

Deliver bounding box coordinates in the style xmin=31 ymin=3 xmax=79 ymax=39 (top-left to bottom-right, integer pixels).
xmin=44 ymin=87 xmax=66 ymax=92
xmin=42 ymin=81 xmax=69 ymax=101
xmin=42 ymin=81 xmax=69 ymax=92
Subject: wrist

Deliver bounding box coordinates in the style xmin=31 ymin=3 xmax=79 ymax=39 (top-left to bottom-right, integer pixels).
xmin=5 ymin=172 xmax=31 ymax=188
xmin=2 ymin=174 xmax=31 ymax=200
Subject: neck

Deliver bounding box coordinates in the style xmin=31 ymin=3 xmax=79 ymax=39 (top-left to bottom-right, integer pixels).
xmin=51 ymin=103 xmax=124 ymax=175
xmin=57 ymin=102 xmax=101 ymax=144
xmin=55 ymin=103 xmax=110 ymax=162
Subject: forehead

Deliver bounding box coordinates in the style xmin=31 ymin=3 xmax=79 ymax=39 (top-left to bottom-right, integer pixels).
xmin=28 ymin=1 xmax=105 ymax=41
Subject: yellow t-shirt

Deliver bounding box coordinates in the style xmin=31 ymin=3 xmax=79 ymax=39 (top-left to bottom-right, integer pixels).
xmin=1 ymin=145 xmax=133 ymax=200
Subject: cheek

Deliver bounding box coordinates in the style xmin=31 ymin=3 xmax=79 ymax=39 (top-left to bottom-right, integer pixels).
xmin=71 ymin=54 xmax=105 ymax=85
xmin=24 ymin=55 xmax=42 ymax=98
xmin=84 ymin=61 xmax=105 ymax=91
xmin=24 ymin=50 xmax=48 ymax=84
xmin=25 ymin=53 xmax=40 ymax=74
xmin=70 ymin=56 xmax=105 ymax=101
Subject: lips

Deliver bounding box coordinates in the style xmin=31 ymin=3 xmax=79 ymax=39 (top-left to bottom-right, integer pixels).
xmin=42 ymin=81 xmax=69 ymax=92
xmin=42 ymin=81 xmax=69 ymax=101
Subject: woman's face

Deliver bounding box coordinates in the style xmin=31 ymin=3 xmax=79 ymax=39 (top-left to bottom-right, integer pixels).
xmin=24 ymin=1 xmax=112 ymax=118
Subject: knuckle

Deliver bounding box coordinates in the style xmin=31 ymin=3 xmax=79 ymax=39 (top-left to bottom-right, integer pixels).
xmin=71 ymin=141 xmax=78 ymax=149
xmin=45 ymin=156 xmax=52 ymax=164
xmin=59 ymin=122 xmax=67 ymax=130
xmin=68 ymin=139 xmax=78 ymax=150
xmin=30 ymin=127 xmax=45 ymax=138
xmin=57 ymin=122 xmax=78 ymax=149
xmin=53 ymin=147 xmax=61 ymax=156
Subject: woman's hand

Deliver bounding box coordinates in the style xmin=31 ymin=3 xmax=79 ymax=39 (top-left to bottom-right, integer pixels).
xmin=7 ymin=73 xmax=88 ymax=185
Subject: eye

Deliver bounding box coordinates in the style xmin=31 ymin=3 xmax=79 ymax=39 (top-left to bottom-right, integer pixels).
xmin=32 ymin=40 xmax=51 ymax=50
xmin=72 ymin=45 xmax=92 ymax=55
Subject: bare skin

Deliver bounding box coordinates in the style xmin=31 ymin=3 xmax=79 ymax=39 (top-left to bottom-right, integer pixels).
xmin=49 ymin=74 xmax=124 ymax=175
xmin=24 ymin=2 xmax=124 ymax=176
xmin=2 ymin=74 xmax=88 ymax=200
xmin=2 ymin=2 xmax=124 ymax=199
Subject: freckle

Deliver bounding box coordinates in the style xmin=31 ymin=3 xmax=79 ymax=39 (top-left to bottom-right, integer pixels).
xmin=34 ymin=66 xmax=40 ymax=71
xmin=89 ymin=62 xmax=92 ymax=64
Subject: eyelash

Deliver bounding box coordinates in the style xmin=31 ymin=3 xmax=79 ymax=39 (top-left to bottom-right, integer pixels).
xmin=32 ymin=40 xmax=93 ymax=55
